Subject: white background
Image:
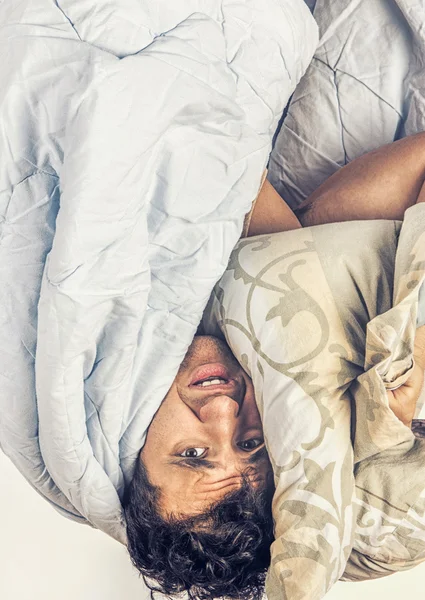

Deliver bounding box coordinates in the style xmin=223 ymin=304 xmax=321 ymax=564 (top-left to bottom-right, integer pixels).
xmin=1 ymin=451 xmax=423 ymax=600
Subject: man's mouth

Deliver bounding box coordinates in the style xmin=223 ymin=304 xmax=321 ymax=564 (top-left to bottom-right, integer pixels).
xmin=189 ymin=363 xmax=233 ymax=388
xmin=193 ymin=377 xmax=229 ymax=388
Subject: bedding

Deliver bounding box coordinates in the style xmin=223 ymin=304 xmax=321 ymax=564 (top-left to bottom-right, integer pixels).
xmin=222 ymin=0 xmax=425 ymax=600
xmin=268 ymin=0 xmax=425 ymax=432
xmin=268 ymin=0 xmax=424 ymax=208
xmin=202 ymin=205 xmax=425 ymax=600
xmin=0 ymin=0 xmax=318 ymax=543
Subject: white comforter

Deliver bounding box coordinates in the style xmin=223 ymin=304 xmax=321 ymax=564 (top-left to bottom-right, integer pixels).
xmin=0 ymin=0 xmax=317 ymax=542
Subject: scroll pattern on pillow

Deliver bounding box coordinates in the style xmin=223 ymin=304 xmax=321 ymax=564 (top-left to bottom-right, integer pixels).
xmin=342 ymin=205 xmax=425 ymax=581
xmin=202 ymin=205 xmax=425 ymax=599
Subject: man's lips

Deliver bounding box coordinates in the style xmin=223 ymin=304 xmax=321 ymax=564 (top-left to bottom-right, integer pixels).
xmin=189 ymin=363 xmax=232 ymax=387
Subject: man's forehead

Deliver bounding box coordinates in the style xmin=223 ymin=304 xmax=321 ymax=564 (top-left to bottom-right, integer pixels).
xmin=161 ymin=476 xmax=244 ymax=517
xmin=166 ymin=463 xmax=267 ymax=498
xmin=169 ymin=462 xmax=246 ymax=486
xmin=156 ymin=460 xmax=270 ymax=517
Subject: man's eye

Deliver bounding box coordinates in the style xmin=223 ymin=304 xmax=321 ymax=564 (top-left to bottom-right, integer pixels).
xmin=238 ymin=438 xmax=263 ymax=451
xmin=180 ymin=447 xmax=207 ymax=458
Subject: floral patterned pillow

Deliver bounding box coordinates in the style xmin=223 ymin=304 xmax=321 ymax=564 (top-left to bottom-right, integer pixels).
xmin=202 ymin=205 xmax=425 ymax=600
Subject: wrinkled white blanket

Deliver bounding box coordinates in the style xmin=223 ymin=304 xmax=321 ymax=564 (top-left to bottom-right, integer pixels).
xmin=0 ymin=0 xmax=317 ymax=542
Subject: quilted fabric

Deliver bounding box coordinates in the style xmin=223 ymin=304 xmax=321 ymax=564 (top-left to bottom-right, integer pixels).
xmin=0 ymin=0 xmax=318 ymax=542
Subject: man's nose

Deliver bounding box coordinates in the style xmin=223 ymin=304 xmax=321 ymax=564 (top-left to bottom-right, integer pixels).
xmin=198 ymin=395 xmax=241 ymax=423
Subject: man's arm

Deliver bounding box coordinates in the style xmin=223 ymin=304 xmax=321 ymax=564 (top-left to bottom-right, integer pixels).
xmin=245 ymin=179 xmax=302 ymax=237
xmin=295 ymin=132 xmax=425 ymax=226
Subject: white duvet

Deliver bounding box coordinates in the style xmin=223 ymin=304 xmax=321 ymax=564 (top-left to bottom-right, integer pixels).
xmin=0 ymin=0 xmax=317 ymax=543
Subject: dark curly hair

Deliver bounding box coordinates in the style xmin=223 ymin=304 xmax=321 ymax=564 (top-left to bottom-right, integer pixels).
xmin=122 ymin=457 xmax=275 ymax=600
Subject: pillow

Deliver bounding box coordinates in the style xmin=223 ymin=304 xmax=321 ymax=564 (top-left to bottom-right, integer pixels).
xmin=202 ymin=204 xmax=425 ymax=600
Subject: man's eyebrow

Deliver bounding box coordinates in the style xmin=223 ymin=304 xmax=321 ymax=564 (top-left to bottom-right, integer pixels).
xmin=168 ymin=445 xmax=268 ymax=471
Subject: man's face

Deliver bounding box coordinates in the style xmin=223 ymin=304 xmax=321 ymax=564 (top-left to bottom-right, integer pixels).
xmin=141 ymin=336 xmax=272 ymax=518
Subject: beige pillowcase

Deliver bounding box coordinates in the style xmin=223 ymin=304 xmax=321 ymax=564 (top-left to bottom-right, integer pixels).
xmin=203 ymin=205 xmax=425 ymax=600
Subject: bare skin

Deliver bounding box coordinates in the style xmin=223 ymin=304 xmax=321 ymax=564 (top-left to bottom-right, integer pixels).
xmin=142 ymin=133 xmax=425 ymax=517
xmin=246 ymin=179 xmax=302 ymax=235
xmin=141 ymin=336 xmax=273 ymax=518
xmin=294 ymin=131 xmax=425 ymax=225
xmin=248 ymin=133 xmax=425 ymax=236
xmin=249 ymin=132 xmax=425 ymax=428
xmin=388 ymin=327 xmax=425 ymax=428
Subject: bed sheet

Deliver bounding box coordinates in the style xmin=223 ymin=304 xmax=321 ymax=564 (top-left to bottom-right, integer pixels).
xmin=269 ymin=0 xmax=424 ymax=208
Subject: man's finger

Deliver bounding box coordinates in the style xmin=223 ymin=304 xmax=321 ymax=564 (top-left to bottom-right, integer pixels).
xmin=413 ymin=325 xmax=425 ymax=371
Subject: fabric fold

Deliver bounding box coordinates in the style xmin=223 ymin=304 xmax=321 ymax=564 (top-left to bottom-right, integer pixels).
xmin=0 ymin=0 xmax=318 ymax=543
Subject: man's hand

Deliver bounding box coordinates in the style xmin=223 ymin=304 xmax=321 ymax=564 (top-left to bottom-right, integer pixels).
xmin=387 ymin=325 xmax=425 ymax=428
